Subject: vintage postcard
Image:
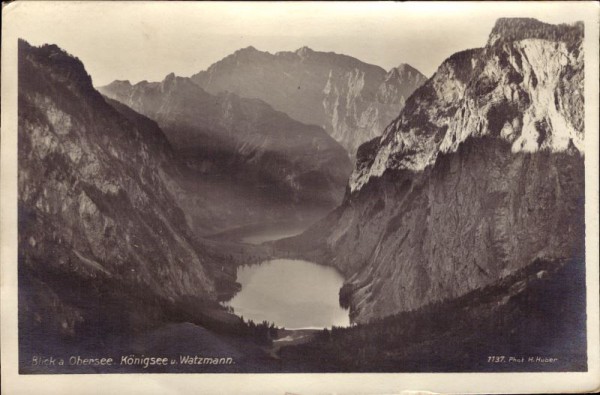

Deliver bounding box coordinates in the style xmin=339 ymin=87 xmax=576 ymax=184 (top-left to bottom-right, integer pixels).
xmin=1 ymin=1 xmax=599 ymax=394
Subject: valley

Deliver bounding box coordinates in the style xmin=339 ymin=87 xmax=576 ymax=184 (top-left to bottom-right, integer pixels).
xmin=16 ymin=16 xmax=588 ymax=375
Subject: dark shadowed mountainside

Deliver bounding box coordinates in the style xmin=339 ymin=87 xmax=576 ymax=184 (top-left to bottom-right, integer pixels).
xmin=17 ymin=40 xmax=284 ymax=371
xmin=99 ymin=75 xmax=352 ymax=233
xmin=279 ymin=257 xmax=586 ymax=372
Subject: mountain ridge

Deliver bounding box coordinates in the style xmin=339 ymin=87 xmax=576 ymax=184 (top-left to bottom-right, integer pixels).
xmin=99 ymin=72 xmax=353 ymax=230
xmin=18 ymin=40 xmax=289 ymax=370
xmin=190 ymin=46 xmax=427 ymax=156
xmin=350 ymin=19 xmax=584 ymax=192
xmin=15 ymin=14 xmax=590 ymax=374
xmin=18 ymin=39 xmax=224 ymax=341
xmin=275 ymin=18 xmax=585 ymax=324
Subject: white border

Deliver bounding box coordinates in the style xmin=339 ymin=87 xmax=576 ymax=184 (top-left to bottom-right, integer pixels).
xmin=2 ymin=2 xmax=599 ymax=394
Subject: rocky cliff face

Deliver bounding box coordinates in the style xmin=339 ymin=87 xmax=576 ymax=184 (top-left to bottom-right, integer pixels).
xmin=18 ymin=40 xmax=223 ymax=339
xmin=281 ymin=18 xmax=585 ymax=323
xmin=191 ymin=47 xmax=427 ymax=156
xmin=352 ymin=18 xmax=583 ymax=191
xmin=99 ymin=75 xmax=352 ymax=217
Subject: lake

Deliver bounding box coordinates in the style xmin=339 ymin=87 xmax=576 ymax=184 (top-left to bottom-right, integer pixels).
xmin=225 ymin=259 xmax=350 ymax=329
xmin=208 ymin=220 xmax=313 ymax=245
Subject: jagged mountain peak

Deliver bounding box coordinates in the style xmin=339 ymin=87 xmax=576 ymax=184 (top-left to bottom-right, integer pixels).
xmin=236 ymin=45 xmax=260 ymax=53
xmin=391 ymin=63 xmax=420 ymax=75
xmin=351 ymin=18 xmax=584 ymax=193
xmin=19 ymin=40 xmax=222 ymax=341
xmin=290 ymin=18 xmax=585 ymax=325
xmin=488 ymin=17 xmax=583 ymax=46
xmin=111 ymin=79 xmax=132 ymax=86
xmin=103 ymin=78 xmax=149 ymax=90
xmin=230 ymin=45 xmax=269 ymax=60
xmin=295 ymin=46 xmax=313 ymax=57
xmin=160 ymin=72 xmax=192 ymax=89
xmin=99 ymin=71 xmax=352 ymax=208
xmin=191 ymin=45 xmax=427 ymax=156
xmin=434 ymin=47 xmax=484 ymax=84
xmin=19 ymin=39 xmax=97 ymax=95
xmin=385 ymin=63 xmax=427 ymax=83
xmin=19 ymin=39 xmax=71 ymax=61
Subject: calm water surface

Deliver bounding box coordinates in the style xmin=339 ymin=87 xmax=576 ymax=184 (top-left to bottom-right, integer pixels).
xmin=226 ymin=259 xmax=350 ymax=329
xmin=209 ymin=220 xmax=312 ymax=245
xmin=240 ymin=226 xmax=306 ymax=245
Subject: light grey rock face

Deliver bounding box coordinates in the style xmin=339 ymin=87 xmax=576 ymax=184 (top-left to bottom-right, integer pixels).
xmin=19 ymin=41 xmax=217 ymax=335
xmin=191 ymin=47 xmax=427 ymax=157
xmin=351 ymin=19 xmax=584 ymax=192
xmin=99 ymin=74 xmax=352 ymax=210
xmin=299 ymin=19 xmax=585 ymax=323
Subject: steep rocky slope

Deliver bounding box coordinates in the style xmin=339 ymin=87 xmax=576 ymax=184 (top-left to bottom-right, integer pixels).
xmin=278 ymin=18 xmax=585 ymax=323
xmin=18 ymin=40 xmax=235 ymax=344
xmin=191 ymin=47 xmax=427 ymax=156
xmin=104 ymin=96 xmax=322 ymax=236
xmin=99 ymin=75 xmax=352 ymax=218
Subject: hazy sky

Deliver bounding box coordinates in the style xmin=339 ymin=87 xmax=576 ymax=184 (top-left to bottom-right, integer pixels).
xmin=10 ymin=2 xmax=589 ymax=87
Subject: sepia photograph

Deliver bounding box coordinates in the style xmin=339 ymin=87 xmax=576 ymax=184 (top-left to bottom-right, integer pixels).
xmin=1 ymin=1 xmax=599 ymax=394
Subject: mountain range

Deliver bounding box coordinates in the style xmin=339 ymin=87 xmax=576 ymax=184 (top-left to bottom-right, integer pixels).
xmin=17 ymin=17 xmax=587 ymax=373
xmin=99 ymin=46 xmax=428 ymax=233
xmin=277 ymin=18 xmax=585 ymax=323
xmin=191 ymin=46 xmax=427 ymax=156
xmin=17 ymin=40 xmax=228 ymax=342
xmin=99 ymin=73 xmax=353 ymax=234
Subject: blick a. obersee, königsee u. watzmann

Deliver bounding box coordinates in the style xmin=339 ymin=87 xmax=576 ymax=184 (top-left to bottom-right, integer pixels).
xmin=18 ymin=17 xmax=586 ymax=373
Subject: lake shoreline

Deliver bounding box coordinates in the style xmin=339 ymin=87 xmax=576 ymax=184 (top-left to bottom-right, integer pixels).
xmin=225 ymin=258 xmax=350 ymax=330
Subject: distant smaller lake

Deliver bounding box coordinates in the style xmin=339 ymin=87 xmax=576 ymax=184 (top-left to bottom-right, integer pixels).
xmin=225 ymin=259 xmax=350 ymax=329
xmin=207 ymin=220 xmax=312 ymax=245
xmin=240 ymin=226 xmax=306 ymax=245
